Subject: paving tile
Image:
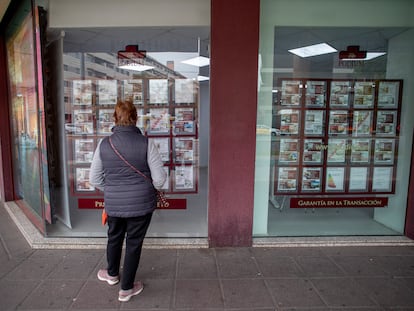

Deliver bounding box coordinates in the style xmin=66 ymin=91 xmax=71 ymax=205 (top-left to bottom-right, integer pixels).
xmin=215 ymin=247 xmax=261 ymax=278
xmin=4 ymin=256 xmax=62 ymax=280
xmin=117 ymin=278 xmax=173 ymax=309
xmin=18 ymin=279 xmax=85 ymax=309
xmin=399 ymin=277 xmax=414 ymax=291
xmin=221 ymin=279 xmax=274 ymax=309
xmin=253 ymin=247 xmax=326 ymax=257
xmin=295 ymin=256 xmax=345 ymax=277
xmin=354 ymin=276 xmax=414 ymax=308
xmin=280 ymin=308 xmax=330 ymax=311
xmin=266 ymin=278 xmax=325 ymax=308
xmin=175 ymin=279 xmax=223 ymax=309
xmin=29 ymin=249 xmax=70 ymax=259
xmin=311 ymin=277 xmax=378 ymax=308
xmin=281 ymin=308 xmax=379 ymax=311
xmin=371 ymin=256 xmax=414 ymax=276
xmin=254 ymin=253 xmax=303 ymax=277
xmin=0 ymin=257 xmax=24 ymax=279
xmin=70 ymin=280 xmax=120 ymax=309
xmin=329 ymin=256 xmax=388 ymax=276
xmin=138 ymin=249 xmax=178 ymax=279
xmin=177 ymin=249 xmax=217 ymax=279
xmin=0 ymin=279 xmax=38 ymax=310
xmin=48 ymin=250 xmax=103 ymax=280
xmin=322 ymin=246 xmax=414 ymax=257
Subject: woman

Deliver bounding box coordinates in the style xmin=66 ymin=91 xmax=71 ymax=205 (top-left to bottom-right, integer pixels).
xmin=90 ymin=99 xmax=166 ymax=302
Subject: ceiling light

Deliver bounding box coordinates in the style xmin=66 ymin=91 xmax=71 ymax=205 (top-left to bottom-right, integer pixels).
xmin=181 ymin=37 xmax=210 ymax=67
xmin=289 ymin=43 xmax=337 ymax=58
xmin=182 ymin=56 xmax=210 ymax=67
xmin=341 ymin=52 xmax=386 ymax=61
xmin=118 ymin=64 xmax=154 ymax=71
xmin=197 ymin=75 xmax=209 ymax=81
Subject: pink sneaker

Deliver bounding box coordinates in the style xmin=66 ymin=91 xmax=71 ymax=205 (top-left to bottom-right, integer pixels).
xmin=97 ymin=269 xmax=119 ymax=285
xmin=118 ymin=282 xmax=144 ymax=302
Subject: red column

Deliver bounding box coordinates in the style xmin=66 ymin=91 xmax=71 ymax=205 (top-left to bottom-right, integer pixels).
xmin=208 ymin=0 xmax=260 ymax=247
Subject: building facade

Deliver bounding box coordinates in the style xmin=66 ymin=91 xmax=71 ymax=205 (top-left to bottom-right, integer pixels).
xmin=0 ymin=0 xmax=413 ymax=247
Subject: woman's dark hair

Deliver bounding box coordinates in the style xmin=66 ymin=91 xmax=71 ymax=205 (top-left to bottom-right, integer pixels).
xmin=113 ymin=99 xmax=137 ymax=126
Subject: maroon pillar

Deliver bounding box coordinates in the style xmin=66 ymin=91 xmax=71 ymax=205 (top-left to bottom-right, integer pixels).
xmin=208 ymin=0 xmax=260 ymax=247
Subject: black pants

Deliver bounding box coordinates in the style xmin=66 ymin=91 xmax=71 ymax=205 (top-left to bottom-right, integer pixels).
xmin=106 ymin=212 xmax=153 ymax=290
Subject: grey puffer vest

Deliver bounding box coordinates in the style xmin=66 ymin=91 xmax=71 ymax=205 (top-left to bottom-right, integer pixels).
xmin=100 ymin=126 xmax=157 ymax=217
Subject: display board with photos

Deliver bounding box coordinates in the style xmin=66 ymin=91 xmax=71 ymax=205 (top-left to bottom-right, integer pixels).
xmin=272 ymin=78 xmax=402 ymax=195
xmin=66 ymin=78 xmax=199 ymax=196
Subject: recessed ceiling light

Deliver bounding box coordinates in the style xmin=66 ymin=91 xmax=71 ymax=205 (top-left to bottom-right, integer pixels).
xmin=341 ymin=52 xmax=386 ymax=61
xmin=181 ymin=56 xmax=210 ymax=67
xmin=289 ymin=43 xmax=337 ymax=58
xmin=118 ymin=64 xmax=154 ymax=71
xmin=196 ymin=75 xmax=209 ymax=81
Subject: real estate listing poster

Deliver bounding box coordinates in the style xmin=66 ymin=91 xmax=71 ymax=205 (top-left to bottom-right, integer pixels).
xmin=327 ymin=139 xmax=347 ymax=163
xmin=349 ymin=167 xmax=369 ymax=191
xmin=353 ymin=81 xmax=374 ymax=108
xmin=350 ymin=139 xmax=371 ymax=163
xmin=277 ymin=167 xmax=298 ymax=191
xmin=376 ymin=110 xmax=397 ymax=136
xmin=302 ymin=167 xmax=322 ymax=191
xmin=372 ymin=167 xmax=393 ymax=192
xmin=174 ymin=165 xmax=194 ymax=191
xmin=305 ymin=80 xmax=326 ymax=107
xmin=174 ymin=107 xmax=195 ymax=134
xmin=73 ymin=109 xmax=94 ymax=134
xmin=280 ymin=109 xmax=300 ymax=135
xmin=97 ymin=109 xmax=114 ymax=134
xmin=278 ymin=139 xmax=299 ymax=163
xmin=97 ymin=80 xmax=117 ymax=105
xmin=149 ymin=137 xmax=170 ymax=163
xmin=328 ymin=110 xmax=348 ymax=135
xmin=352 ymin=110 xmax=372 ymax=136
xmin=175 ymin=79 xmax=195 ymax=104
xmin=74 ymin=139 xmax=94 ymax=163
xmin=174 ymin=138 xmax=194 ymax=163
xmin=281 ymin=80 xmax=302 ymax=106
xmin=149 ymin=79 xmax=169 ymax=104
xmin=378 ymin=81 xmax=399 ymax=108
xmin=75 ymin=168 xmax=95 ymax=192
xmin=304 ymin=110 xmax=324 ymax=136
xmin=73 ymin=80 xmax=92 ymax=106
xmin=325 ymin=167 xmax=345 ymax=192
xmin=330 ymin=81 xmax=350 ymax=107
xmin=374 ymin=139 xmax=395 ymax=164
xmin=303 ymin=139 xmax=323 ymax=164
xmin=148 ymin=108 xmax=170 ymax=135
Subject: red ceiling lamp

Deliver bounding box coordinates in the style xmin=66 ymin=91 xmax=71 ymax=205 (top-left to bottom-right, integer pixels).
xmin=339 ymin=46 xmax=367 ymax=60
xmin=117 ymin=45 xmax=154 ymax=71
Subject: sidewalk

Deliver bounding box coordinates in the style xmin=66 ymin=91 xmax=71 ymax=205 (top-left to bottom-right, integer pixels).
xmin=1 ymin=203 xmax=414 ymax=310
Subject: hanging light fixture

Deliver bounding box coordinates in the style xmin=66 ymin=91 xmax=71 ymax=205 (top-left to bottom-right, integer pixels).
xmin=117 ymin=45 xmax=154 ymax=71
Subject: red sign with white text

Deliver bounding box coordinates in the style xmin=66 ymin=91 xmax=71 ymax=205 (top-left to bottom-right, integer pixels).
xmin=78 ymin=198 xmax=187 ymax=210
xmin=290 ymin=197 xmax=388 ymax=208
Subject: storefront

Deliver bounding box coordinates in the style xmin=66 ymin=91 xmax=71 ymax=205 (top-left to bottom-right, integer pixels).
xmin=0 ymin=0 xmax=413 ymax=246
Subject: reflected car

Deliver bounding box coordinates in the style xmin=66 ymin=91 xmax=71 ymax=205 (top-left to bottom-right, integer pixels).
xmin=256 ymin=124 xmax=280 ymax=136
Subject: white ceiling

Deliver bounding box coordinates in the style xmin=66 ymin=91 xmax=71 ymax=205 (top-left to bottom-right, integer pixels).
xmin=59 ymin=26 xmax=210 ymax=56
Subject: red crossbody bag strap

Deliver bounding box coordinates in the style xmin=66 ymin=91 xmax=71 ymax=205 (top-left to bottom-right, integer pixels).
xmin=108 ymin=137 xmax=152 ymax=182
